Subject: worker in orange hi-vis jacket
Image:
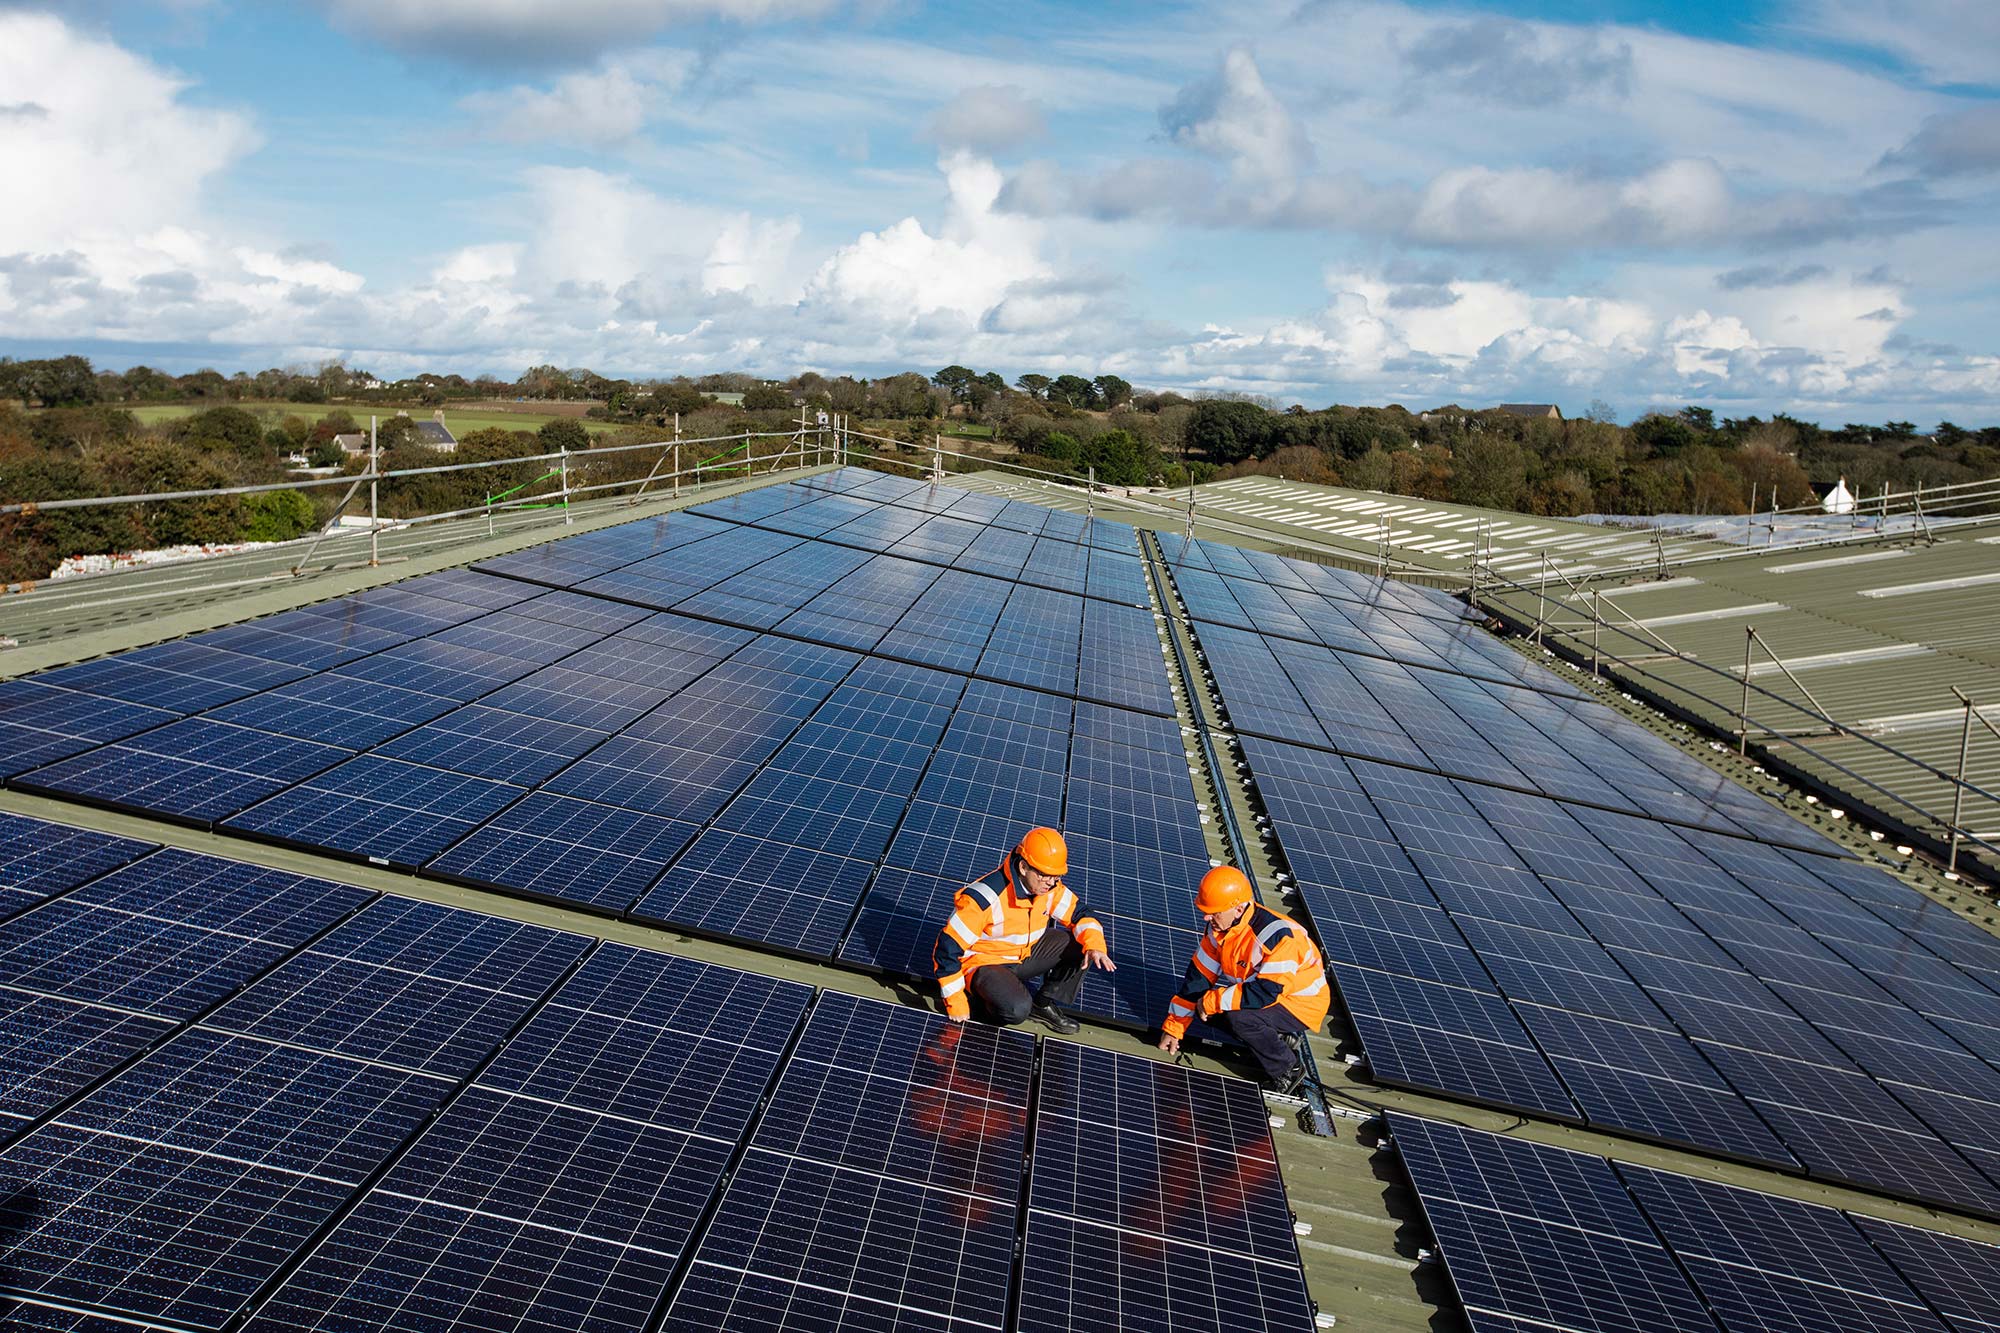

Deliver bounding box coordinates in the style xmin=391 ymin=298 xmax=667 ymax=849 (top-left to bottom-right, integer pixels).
xmin=932 ymin=827 xmax=1116 ymax=1034
xmin=1157 ymin=866 xmax=1329 ymax=1094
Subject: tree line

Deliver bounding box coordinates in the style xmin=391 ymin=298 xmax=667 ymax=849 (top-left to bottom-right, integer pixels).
xmin=4 ymin=353 xmax=1997 ymax=583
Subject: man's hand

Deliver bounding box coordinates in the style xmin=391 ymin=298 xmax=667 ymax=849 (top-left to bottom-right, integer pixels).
xmin=1157 ymin=1033 xmax=1180 ymax=1055
xmin=1084 ymin=949 xmax=1117 ymax=972
xmin=946 ymin=1011 xmax=966 ymax=1024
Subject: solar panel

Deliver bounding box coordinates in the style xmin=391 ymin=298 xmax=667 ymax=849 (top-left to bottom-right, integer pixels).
xmin=1856 ymin=1217 xmax=2000 ymax=1333
xmin=633 ymin=828 xmax=877 ymax=957
xmin=427 ymin=790 xmax=699 ymax=912
xmin=203 ymin=671 xmax=461 ymax=748
xmin=226 ymin=754 xmax=525 ymax=868
xmin=1386 ymin=1113 xmax=1718 ymax=1333
xmin=660 ymin=992 xmax=1030 ymax=1333
xmin=1334 ymin=965 xmax=1580 ymax=1119
xmin=1618 ymin=1164 xmax=1946 ymax=1333
xmin=0 ymin=811 xmax=155 ymax=919
xmin=1022 ymin=1042 xmax=1313 ymax=1333
xmin=0 ymin=850 xmax=372 ymax=1020
xmin=0 ymin=679 xmax=181 ymax=779
xmin=205 ymin=898 xmax=588 ymax=1078
xmin=246 ymin=1086 xmax=730 ymax=1333
xmin=17 ymin=717 xmax=353 ymax=825
xmin=0 ymin=1030 xmax=450 ymax=1328
xmin=374 ymin=702 xmax=610 ymax=785
xmin=0 ymin=989 xmax=172 ymax=1122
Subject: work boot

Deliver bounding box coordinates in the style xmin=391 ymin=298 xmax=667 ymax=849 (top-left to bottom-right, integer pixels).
xmin=1031 ymin=1000 xmax=1079 ymax=1035
xmin=1266 ymin=1063 xmax=1307 ymax=1097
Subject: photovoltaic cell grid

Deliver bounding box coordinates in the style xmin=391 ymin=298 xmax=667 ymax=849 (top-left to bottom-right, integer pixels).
xmin=660 ymin=991 xmax=1314 ymax=1333
xmin=0 ymin=472 xmax=1221 ymax=1032
xmin=0 ymin=808 xmax=1308 ymax=1331
xmin=1020 ymin=1042 xmax=1315 ymax=1333
xmin=1236 ymin=724 xmax=2000 ymax=1216
xmin=1388 ymin=1113 xmax=2000 ymax=1333
xmin=245 ymin=944 xmax=814 ymax=1333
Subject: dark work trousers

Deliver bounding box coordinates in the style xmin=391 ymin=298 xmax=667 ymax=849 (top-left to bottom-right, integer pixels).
xmin=970 ymin=929 xmax=1085 ymax=1025
xmin=1219 ymin=1004 xmax=1309 ymax=1082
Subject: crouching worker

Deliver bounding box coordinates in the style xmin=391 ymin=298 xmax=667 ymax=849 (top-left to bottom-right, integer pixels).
xmin=933 ymin=826 xmax=1116 ymax=1034
xmin=1157 ymin=866 xmax=1328 ymax=1093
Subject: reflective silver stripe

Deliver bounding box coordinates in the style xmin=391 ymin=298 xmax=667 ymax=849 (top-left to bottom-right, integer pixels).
xmin=1053 ymin=887 xmax=1076 ymax=920
xmin=963 ymin=881 xmax=999 ymax=908
xmin=1218 ymin=985 xmax=1242 ymax=1011
xmin=939 ymin=975 xmax=966 ymax=996
xmin=1260 ymin=959 xmax=1299 ymax=976
xmin=945 ymin=918 xmax=979 ymax=947
xmin=1294 ymin=976 xmax=1327 ymax=997
xmin=1028 ymin=925 xmax=1049 ymax=944
xmin=995 ymin=932 xmax=1035 ymax=946
xmin=1195 ymin=940 xmax=1222 ymax=971
xmin=1256 ymin=917 xmax=1293 ymax=948
xmin=1169 ymin=996 xmax=1197 ymax=1015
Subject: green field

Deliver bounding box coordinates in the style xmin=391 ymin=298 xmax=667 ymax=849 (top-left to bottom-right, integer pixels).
xmin=118 ymin=402 xmax=623 ymax=435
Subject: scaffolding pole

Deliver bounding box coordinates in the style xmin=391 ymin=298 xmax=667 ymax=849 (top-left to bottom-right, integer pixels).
xmin=368 ymin=416 xmax=380 ymax=568
xmin=1739 ymin=627 xmax=1755 ymax=754
xmin=1950 ymin=690 xmax=1976 ymax=875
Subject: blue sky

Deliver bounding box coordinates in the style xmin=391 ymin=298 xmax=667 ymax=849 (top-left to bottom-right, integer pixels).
xmin=3 ymin=0 xmax=1998 ymax=424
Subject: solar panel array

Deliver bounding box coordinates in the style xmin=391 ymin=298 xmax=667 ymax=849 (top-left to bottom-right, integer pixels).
xmin=2 ymin=470 xmax=1215 ymax=1032
xmin=1159 ymin=536 xmax=2000 ymax=1217
xmin=0 ymin=810 xmax=1312 ymax=1331
xmin=1388 ymin=1112 xmax=2000 ymax=1333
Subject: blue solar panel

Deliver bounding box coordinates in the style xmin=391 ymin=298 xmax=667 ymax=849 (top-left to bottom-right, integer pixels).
xmin=203 ymin=898 xmax=582 ymax=1077
xmin=246 ymin=1101 xmax=720 ymax=1333
xmin=0 ymin=679 xmax=180 ymax=778
xmin=0 ymin=1029 xmax=449 ymax=1328
xmin=1031 ymin=1048 xmax=1289 ymax=1258
xmin=1388 ymin=1114 xmax=1718 ymax=1333
xmin=33 ymin=641 xmax=310 ymax=714
xmin=0 ymin=850 xmax=371 ymax=1019
xmin=660 ymin=992 xmax=1030 ymax=1333
xmin=310 ymin=894 xmax=586 ymax=994
xmin=374 ymin=703 xmax=609 ymax=785
xmin=0 ymin=989 xmax=171 ymax=1122
xmin=633 ymin=829 xmax=877 ymax=958
xmin=205 ymin=947 xmax=544 ymax=1078
xmin=203 ymin=671 xmax=460 ymax=748
xmin=428 ymin=791 xmax=698 ymax=912
xmin=1017 ymin=1209 xmax=1316 ymax=1333
xmin=0 ymin=811 xmax=155 ymax=918
xmin=226 ymin=754 xmax=525 ymax=868
xmin=548 ymin=941 xmax=811 ymax=1052
xmin=544 ymin=733 xmax=757 ymax=822
xmin=714 ymin=768 xmax=909 ymax=862
xmin=1856 ymin=1216 xmax=2000 ymax=1333
xmin=17 ymin=718 xmax=353 ymax=825
xmin=1334 ymin=965 xmax=1579 ymax=1119
xmin=1022 ymin=1043 xmax=1311 ymax=1333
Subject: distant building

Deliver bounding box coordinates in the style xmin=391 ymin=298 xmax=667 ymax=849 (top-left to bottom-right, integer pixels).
xmin=1496 ymin=403 xmax=1563 ymax=420
xmin=388 ymin=410 xmax=458 ymax=453
xmin=414 ymin=410 xmax=457 ymax=452
xmin=334 ymin=432 xmax=367 ymax=456
xmin=1821 ymin=476 xmax=1856 ymax=515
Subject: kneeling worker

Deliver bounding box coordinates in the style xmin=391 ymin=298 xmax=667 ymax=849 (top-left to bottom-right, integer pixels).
xmin=1157 ymin=866 xmax=1328 ymax=1093
xmin=933 ymin=826 xmax=1116 ymax=1034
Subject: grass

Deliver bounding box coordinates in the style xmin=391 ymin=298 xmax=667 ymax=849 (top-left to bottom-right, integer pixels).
xmin=116 ymin=402 xmax=622 ymax=435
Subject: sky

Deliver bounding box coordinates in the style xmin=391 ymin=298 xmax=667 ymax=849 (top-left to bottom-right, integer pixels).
xmin=2 ymin=1 xmax=1998 ymax=423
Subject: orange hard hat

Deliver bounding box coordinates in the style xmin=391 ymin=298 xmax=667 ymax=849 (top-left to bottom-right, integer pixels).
xmin=1016 ymin=826 xmax=1068 ymax=877
xmin=1195 ymin=865 xmax=1253 ymax=915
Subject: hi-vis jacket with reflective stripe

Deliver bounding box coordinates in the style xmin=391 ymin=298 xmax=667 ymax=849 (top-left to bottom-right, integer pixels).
xmin=1161 ymin=903 xmax=1328 ymax=1040
xmin=933 ymin=855 xmax=1107 ymax=1020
